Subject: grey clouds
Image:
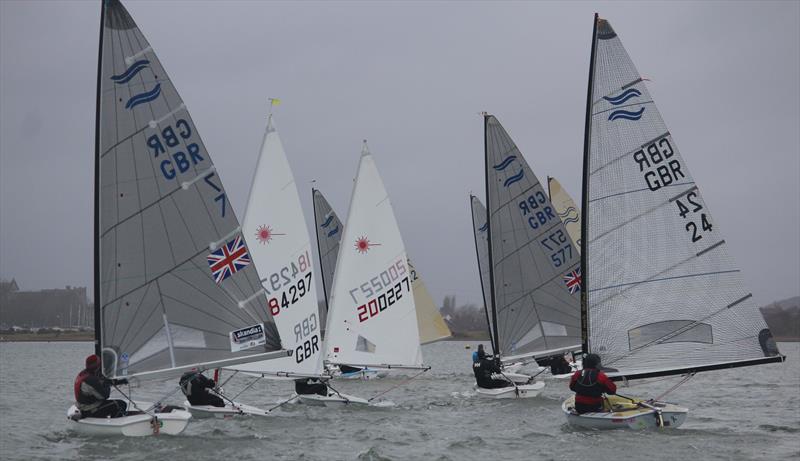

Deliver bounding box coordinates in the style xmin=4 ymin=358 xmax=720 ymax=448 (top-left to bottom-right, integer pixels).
xmin=1 ymin=1 xmax=798 ymax=308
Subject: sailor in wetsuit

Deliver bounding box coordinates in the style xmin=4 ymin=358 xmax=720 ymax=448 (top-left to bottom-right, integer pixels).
xmin=73 ymin=354 xmax=129 ymax=418
xmin=472 ymin=346 xmax=510 ymax=389
xmin=568 ymin=353 xmax=617 ymax=414
xmin=294 ymin=378 xmax=329 ymax=396
xmin=180 ymin=370 xmax=225 ymax=407
xmin=550 ymin=354 xmax=573 ymax=375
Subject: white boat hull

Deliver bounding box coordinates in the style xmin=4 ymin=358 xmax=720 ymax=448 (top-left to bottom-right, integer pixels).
xmin=297 ymin=392 xmax=370 ymax=407
xmin=562 ymin=395 xmax=688 ymax=430
xmin=183 ymin=400 xmax=272 ymax=418
xmin=496 ymin=371 xmax=533 ymax=384
xmin=474 ymin=381 xmax=545 ymax=399
xmin=66 ymin=404 xmax=191 ymax=436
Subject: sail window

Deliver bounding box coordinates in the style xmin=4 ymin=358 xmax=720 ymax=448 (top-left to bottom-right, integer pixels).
xmin=627 ymin=320 xmax=712 ymax=351
xmin=355 ymin=335 xmax=376 ymax=353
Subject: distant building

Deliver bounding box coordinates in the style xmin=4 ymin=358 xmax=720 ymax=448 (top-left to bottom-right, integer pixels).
xmin=0 ymin=279 xmax=92 ymax=328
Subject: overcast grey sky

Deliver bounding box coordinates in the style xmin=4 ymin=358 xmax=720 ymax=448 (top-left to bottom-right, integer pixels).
xmin=1 ymin=1 xmax=798 ymax=308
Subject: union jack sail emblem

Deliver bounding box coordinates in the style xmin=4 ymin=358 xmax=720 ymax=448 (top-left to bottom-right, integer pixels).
xmin=207 ymin=235 xmax=251 ymax=284
xmin=563 ymin=268 xmax=581 ymax=294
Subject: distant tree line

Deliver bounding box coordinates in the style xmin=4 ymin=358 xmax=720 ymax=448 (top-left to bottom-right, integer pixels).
xmin=760 ymin=296 xmax=800 ymax=341
xmin=440 ymin=295 xmax=490 ymax=339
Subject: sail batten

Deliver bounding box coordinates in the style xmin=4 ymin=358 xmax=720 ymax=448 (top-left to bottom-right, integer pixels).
xmin=582 ymin=16 xmax=782 ymax=377
xmin=96 ymin=0 xmax=282 ymax=380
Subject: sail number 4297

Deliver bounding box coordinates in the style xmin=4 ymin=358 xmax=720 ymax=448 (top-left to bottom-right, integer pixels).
xmin=265 ymin=251 xmax=313 ymax=316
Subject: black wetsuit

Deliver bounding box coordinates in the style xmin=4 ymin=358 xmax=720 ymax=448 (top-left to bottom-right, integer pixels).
xmin=550 ymin=356 xmax=572 ymax=375
xmin=294 ymin=378 xmax=328 ymax=396
xmin=472 ymin=357 xmax=509 ymax=389
xmin=180 ymin=372 xmax=225 ymax=407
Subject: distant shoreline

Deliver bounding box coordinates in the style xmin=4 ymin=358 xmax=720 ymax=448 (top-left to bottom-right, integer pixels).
xmin=0 ymin=332 xmax=94 ymax=342
xmin=1 ymin=333 xmax=797 ymax=343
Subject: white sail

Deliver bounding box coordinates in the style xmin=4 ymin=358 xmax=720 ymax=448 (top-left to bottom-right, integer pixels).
xmin=548 ymin=177 xmax=581 ymax=253
xmin=324 ymin=143 xmax=423 ymax=368
xmin=582 ymin=17 xmax=782 ymax=379
xmin=483 ymin=115 xmax=582 ymax=362
xmin=408 ymin=259 xmax=452 ymax=344
xmin=314 ymin=188 xmax=450 ymax=345
xmin=95 ymin=0 xmax=285 ymax=380
xmin=228 ymin=116 xmax=323 ymax=377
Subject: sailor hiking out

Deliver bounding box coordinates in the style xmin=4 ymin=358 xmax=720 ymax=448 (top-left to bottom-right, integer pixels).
xmin=180 ymin=370 xmax=225 ymax=407
xmin=471 ymin=345 xmax=510 ymax=389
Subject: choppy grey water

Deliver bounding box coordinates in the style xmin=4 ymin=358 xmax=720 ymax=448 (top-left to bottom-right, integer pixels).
xmin=0 ymin=341 xmax=798 ymax=460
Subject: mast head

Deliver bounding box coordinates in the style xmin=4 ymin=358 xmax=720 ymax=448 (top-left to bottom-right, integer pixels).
xmin=361 ymin=139 xmax=370 ymax=156
xmin=596 ymin=17 xmax=617 ymax=40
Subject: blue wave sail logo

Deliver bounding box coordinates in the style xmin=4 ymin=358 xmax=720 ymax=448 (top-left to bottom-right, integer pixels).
xmin=608 ymin=107 xmax=645 ymax=122
xmin=493 ymin=155 xmax=517 ymax=171
xmin=557 ymin=206 xmax=580 ymax=224
xmin=478 ymin=222 xmax=488 ymax=232
xmin=327 ymin=226 xmax=339 ymax=238
xmin=603 ymin=88 xmax=641 ymax=105
xmin=125 ymin=83 xmax=162 ymax=110
xmin=111 ymin=60 xmax=150 ymax=84
xmin=557 ymin=206 xmax=577 ymax=218
xmin=503 ymin=169 xmax=524 ymax=188
xmin=320 ymin=215 xmax=334 ymax=229
xmin=561 ymin=215 xmax=580 ymax=225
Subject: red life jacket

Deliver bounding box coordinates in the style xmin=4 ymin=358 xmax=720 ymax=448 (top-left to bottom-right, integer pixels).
xmin=74 ymin=369 xmax=100 ymax=405
xmin=570 ymin=368 xmax=615 ymax=406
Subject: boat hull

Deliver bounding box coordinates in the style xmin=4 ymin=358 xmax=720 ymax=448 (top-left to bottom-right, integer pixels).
xmin=183 ymin=400 xmax=271 ymax=418
xmin=474 ymin=381 xmax=545 ymax=399
xmin=562 ymin=395 xmax=688 ymax=430
xmin=297 ymin=392 xmax=370 ymax=407
xmin=498 ymin=371 xmax=533 ymax=384
xmin=66 ymin=404 xmax=191 ymax=436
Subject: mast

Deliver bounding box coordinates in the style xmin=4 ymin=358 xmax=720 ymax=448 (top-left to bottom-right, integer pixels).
xmin=93 ymin=1 xmax=106 ymax=357
xmin=579 ymin=13 xmax=598 ymax=356
xmin=483 ymin=115 xmax=501 ymax=356
xmin=546 ymin=175 xmax=552 ymax=198
xmin=469 ymin=195 xmax=495 ymax=353
xmin=312 ymin=188 xmax=330 ymax=312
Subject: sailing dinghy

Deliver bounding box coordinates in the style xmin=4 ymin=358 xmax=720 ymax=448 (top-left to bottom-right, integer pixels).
xmin=69 ymin=0 xmax=286 ymax=435
xmin=312 ymin=187 xmax=450 ymax=381
xmin=563 ymin=14 xmax=784 ymax=429
xmin=469 ymin=196 xmax=543 ymax=386
xmin=469 ymin=114 xmax=584 ymax=398
xmin=188 ymin=113 xmax=328 ymax=418
xmin=311 ymin=188 xmax=383 ymax=381
xmin=305 ymin=142 xmax=429 ymax=406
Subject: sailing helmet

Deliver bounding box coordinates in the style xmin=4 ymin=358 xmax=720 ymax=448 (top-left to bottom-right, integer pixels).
xmin=85 ymin=354 xmax=101 ymax=371
xmin=583 ymin=353 xmax=601 ymax=369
